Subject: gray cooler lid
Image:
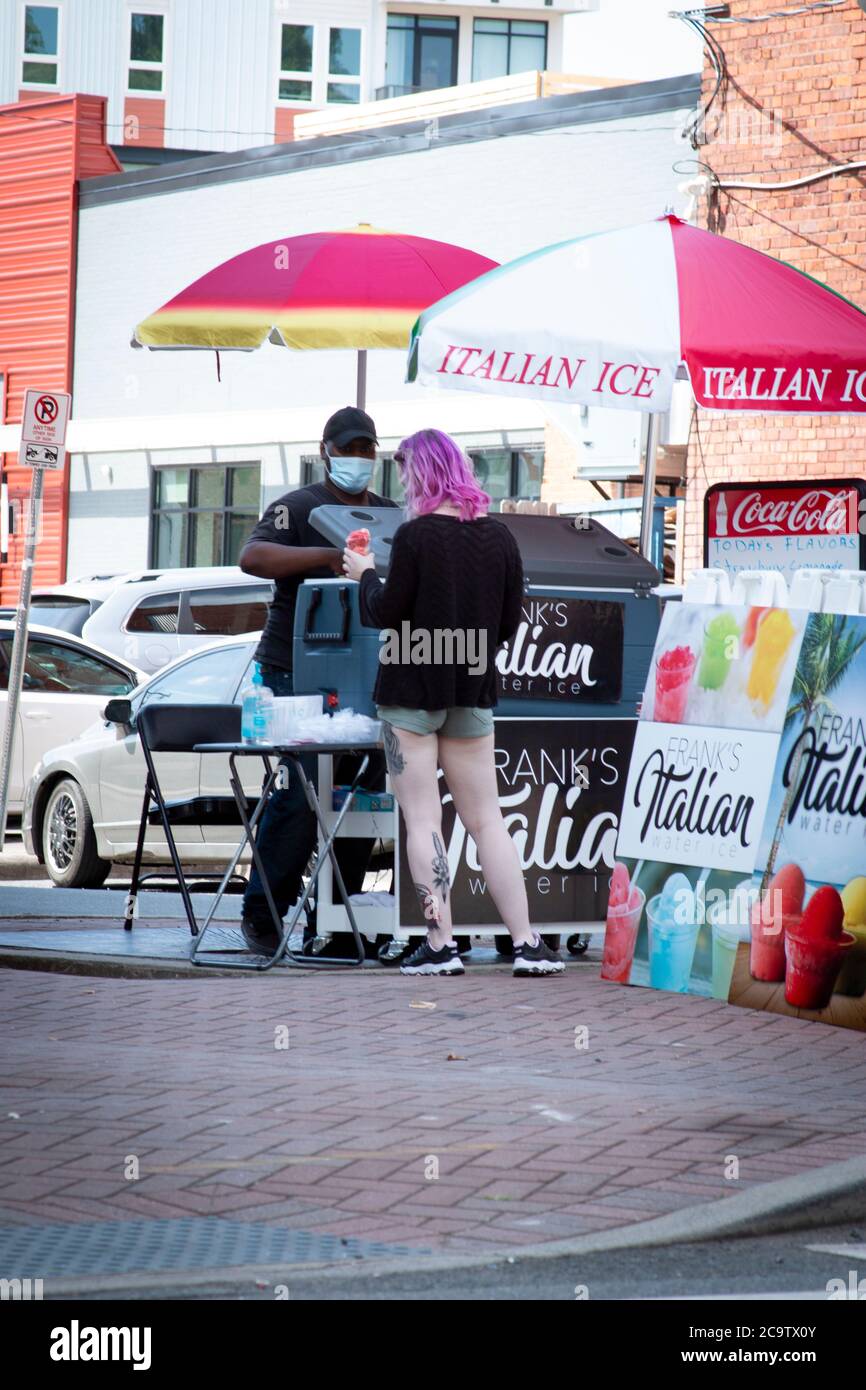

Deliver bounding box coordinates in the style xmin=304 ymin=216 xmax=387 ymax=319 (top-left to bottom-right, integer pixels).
xmin=308 ymin=504 xmax=660 ymax=589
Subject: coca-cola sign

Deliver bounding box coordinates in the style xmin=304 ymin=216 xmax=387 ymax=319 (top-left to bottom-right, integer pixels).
xmin=709 ymin=484 xmax=859 ymax=538
xmin=704 ymin=479 xmax=866 ymax=580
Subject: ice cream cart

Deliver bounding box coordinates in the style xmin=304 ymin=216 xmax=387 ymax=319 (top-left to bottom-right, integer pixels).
xmin=289 ymin=505 xmax=664 ymax=949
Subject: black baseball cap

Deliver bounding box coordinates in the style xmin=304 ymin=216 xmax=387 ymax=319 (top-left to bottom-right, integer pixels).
xmin=323 ymin=406 xmax=378 ymax=448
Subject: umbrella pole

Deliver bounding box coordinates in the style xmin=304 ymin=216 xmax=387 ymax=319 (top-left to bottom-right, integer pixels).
xmin=639 ymin=412 xmax=661 ymax=564
xmin=356 ymin=349 xmax=367 ymax=411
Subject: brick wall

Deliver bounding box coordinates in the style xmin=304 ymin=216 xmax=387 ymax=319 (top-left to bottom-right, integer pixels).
xmin=541 ymin=422 xmax=613 ymax=509
xmin=685 ymin=0 xmax=866 ymax=572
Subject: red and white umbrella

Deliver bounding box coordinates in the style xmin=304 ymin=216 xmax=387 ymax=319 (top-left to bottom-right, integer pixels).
xmin=408 ymin=215 xmax=866 ymax=555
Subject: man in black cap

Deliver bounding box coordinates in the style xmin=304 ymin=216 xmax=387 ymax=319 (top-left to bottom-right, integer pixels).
xmin=238 ymin=407 xmax=397 ymax=955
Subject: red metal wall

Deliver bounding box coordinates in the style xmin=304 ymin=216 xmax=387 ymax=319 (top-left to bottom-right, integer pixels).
xmin=0 ymin=94 xmax=121 ymax=602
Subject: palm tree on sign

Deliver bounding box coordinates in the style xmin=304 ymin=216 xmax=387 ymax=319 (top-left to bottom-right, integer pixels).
xmin=761 ymin=612 xmax=866 ymax=894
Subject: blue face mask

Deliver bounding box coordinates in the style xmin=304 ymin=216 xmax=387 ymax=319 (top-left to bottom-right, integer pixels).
xmin=324 ymin=447 xmax=373 ymax=494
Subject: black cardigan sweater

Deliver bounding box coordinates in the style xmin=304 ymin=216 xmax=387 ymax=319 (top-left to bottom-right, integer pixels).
xmin=358 ymin=513 xmax=525 ymax=710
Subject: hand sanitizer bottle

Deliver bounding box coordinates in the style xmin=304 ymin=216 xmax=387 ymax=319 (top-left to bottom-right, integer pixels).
xmin=241 ymin=664 xmax=274 ymax=744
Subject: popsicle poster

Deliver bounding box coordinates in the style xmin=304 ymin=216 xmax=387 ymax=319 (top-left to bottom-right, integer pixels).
xmin=601 ymin=856 xmax=756 ymax=1000
xmin=756 ymin=613 xmax=866 ymax=886
xmin=728 ymin=612 xmax=866 ymax=1031
xmin=641 ymin=602 xmax=807 ymax=734
xmin=607 ymin=609 xmax=866 ymax=1031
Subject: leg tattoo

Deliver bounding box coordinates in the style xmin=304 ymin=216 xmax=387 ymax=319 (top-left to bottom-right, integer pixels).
xmin=382 ymin=721 xmax=405 ymax=777
xmin=414 ymin=881 xmax=441 ymax=924
xmin=431 ymin=831 xmax=450 ymax=903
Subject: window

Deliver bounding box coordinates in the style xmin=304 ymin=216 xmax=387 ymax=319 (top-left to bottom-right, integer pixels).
xmin=22 ymin=4 xmax=59 ymax=86
xmin=126 ymin=592 xmax=180 ymax=636
xmin=135 ymin=644 xmax=253 ymax=710
xmin=151 ymin=463 xmax=260 ymax=568
xmin=129 ymin=10 xmax=165 ymax=92
xmin=467 ymin=447 xmax=544 ymax=510
xmin=28 ymin=596 xmax=94 ymax=636
xmin=279 ymin=22 xmax=314 ymax=102
xmin=472 ymin=19 xmax=547 ymax=82
xmin=22 ymin=639 xmax=134 ymax=696
xmin=183 ymin=584 xmax=273 ymax=638
xmin=327 ymin=27 xmax=361 ymax=103
xmin=384 ymin=14 xmax=458 ymax=97
xmin=300 ymin=448 xmax=543 ymax=506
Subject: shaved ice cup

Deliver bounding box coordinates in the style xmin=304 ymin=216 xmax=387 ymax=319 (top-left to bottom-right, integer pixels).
xmin=784 ymin=926 xmax=855 ymax=1010
xmin=709 ymin=882 xmax=755 ymax=1001
xmin=600 ymin=887 xmax=646 ymax=984
xmin=749 ymin=903 xmax=798 ymax=983
xmin=646 ymin=892 xmax=700 ymax=993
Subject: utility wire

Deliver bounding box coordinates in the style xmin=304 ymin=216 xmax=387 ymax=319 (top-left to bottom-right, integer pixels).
xmin=724 ymin=192 xmax=866 ymax=274
xmin=674 ymin=11 xmax=729 ymax=149
xmin=684 ymin=1 xmax=847 ymax=21
xmin=719 ymin=161 xmax=866 ymax=190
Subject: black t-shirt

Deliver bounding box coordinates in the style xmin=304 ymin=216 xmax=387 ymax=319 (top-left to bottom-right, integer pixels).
xmin=251 ymin=481 xmax=396 ymax=672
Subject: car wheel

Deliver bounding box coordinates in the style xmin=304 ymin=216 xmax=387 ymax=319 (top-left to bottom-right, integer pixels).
xmin=42 ymin=778 xmax=111 ymax=888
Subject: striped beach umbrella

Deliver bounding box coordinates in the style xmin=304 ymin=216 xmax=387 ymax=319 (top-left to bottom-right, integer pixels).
xmin=132 ymin=223 xmax=498 ymax=407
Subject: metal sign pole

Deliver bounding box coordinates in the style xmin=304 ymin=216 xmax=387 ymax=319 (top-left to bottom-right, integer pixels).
xmin=638 ymin=412 xmax=661 ymax=562
xmin=0 ymin=463 xmax=45 ymax=849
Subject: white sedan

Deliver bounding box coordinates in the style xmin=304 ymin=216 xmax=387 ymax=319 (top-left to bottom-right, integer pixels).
xmin=1 ymin=621 xmax=145 ymax=821
xmin=23 ymin=637 xmax=262 ymax=887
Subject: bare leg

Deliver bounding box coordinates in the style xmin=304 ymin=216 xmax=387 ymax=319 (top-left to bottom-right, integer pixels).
xmin=438 ymin=731 xmax=534 ymax=947
xmin=382 ymin=721 xmax=455 ymax=949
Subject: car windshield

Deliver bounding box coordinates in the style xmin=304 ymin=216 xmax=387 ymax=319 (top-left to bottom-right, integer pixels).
xmin=133 ymin=642 xmax=254 ymax=711
xmin=28 ymin=597 xmax=96 ymax=635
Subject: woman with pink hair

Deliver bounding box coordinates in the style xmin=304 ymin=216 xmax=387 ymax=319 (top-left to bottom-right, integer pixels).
xmin=342 ymin=428 xmax=563 ymax=978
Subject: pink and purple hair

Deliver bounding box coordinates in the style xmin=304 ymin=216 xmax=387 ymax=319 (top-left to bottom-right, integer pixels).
xmin=395 ymin=429 xmax=490 ymax=522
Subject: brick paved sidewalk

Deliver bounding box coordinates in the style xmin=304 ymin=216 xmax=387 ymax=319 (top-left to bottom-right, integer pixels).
xmin=1 ymin=960 xmax=865 ymax=1258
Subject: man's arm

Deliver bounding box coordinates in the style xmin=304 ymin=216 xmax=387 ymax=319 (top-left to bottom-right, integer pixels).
xmin=239 ymin=497 xmax=341 ymax=578
xmin=240 ymin=540 xmax=341 ymax=579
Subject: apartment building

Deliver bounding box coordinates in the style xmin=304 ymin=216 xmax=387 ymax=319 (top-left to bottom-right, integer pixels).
xmin=0 ymin=0 xmax=600 ymax=153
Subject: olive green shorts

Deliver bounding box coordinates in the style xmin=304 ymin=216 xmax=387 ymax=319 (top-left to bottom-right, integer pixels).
xmin=376 ymin=705 xmax=494 ymax=739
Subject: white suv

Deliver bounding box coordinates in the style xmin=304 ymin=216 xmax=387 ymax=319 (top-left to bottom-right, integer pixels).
xmin=3 ymin=567 xmax=274 ymax=674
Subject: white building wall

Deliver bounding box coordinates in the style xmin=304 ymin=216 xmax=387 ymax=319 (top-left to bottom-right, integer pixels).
xmin=166 ymin=0 xmax=274 ymax=152
xmin=0 ymin=0 xmax=28 ymax=97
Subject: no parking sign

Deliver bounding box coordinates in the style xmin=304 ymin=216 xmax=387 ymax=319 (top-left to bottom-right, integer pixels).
xmin=1 ymin=387 xmax=73 ymax=846
xmin=18 ymin=389 xmax=71 ymax=469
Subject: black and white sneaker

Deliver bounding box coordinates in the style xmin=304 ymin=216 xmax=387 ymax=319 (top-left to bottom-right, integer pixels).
xmin=400 ymin=938 xmax=464 ymax=976
xmin=513 ymin=933 xmax=565 ymax=977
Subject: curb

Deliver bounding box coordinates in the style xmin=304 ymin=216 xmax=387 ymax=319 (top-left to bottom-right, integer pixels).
xmin=32 ymin=1154 xmax=866 ymax=1297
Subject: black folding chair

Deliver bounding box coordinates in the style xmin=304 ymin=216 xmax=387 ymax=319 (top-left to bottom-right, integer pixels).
xmin=124 ymin=702 xmax=261 ymax=936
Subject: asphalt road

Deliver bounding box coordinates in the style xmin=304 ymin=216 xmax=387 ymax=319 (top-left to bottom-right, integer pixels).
xmin=71 ymin=1222 xmax=866 ymax=1301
